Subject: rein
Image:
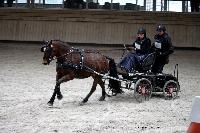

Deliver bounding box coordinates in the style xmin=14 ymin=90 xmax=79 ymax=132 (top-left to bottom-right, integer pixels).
xmin=54 ymin=46 xmax=114 ymax=61
xmin=51 ymin=47 xmax=74 ymax=61
xmin=94 ymin=48 xmax=125 ymax=52
xmin=52 ymin=46 xmax=122 ymax=72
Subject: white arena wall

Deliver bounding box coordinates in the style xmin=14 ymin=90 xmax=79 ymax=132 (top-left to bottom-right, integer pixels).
xmin=0 ymin=9 xmax=200 ymax=48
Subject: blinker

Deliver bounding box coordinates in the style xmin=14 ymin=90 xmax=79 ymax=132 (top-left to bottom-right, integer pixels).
xmin=41 ymin=46 xmax=46 ymax=52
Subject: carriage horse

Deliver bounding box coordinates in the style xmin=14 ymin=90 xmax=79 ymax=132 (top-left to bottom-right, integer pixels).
xmin=41 ymin=40 xmax=180 ymax=105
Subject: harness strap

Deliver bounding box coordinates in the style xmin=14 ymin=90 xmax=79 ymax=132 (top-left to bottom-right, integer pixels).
xmin=57 ymin=61 xmax=81 ymax=70
xmin=70 ymin=47 xmax=84 ymax=70
xmin=56 ymin=59 xmax=133 ymax=84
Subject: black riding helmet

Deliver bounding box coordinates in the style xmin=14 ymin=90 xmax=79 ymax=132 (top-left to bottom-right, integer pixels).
xmin=156 ymin=24 xmax=166 ymax=32
xmin=137 ymin=27 xmax=146 ymax=37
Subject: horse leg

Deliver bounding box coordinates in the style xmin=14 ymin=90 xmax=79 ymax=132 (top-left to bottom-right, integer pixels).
xmin=47 ymin=85 xmax=59 ymax=106
xmin=82 ymin=79 xmax=98 ymax=103
xmin=97 ymin=78 xmax=106 ymax=101
xmin=55 ymin=73 xmax=63 ymax=100
xmin=56 ymin=85 xmax=63 ymax=100
xmin=48 ymin=75 xmax=73 ymax=106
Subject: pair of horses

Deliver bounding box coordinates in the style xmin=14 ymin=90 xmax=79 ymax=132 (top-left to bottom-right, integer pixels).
xmin=41 ymin=40 xmax=121 ymax=106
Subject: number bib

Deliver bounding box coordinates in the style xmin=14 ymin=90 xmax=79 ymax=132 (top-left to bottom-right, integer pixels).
xmin=135 ymin=43 xmax=141 ymax=50
xmin=155 ymin=42 xmax=162 ymax=49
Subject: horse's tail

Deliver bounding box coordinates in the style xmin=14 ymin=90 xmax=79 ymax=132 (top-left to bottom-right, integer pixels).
xmin=107 ymin=58 xmax=122 ymax=94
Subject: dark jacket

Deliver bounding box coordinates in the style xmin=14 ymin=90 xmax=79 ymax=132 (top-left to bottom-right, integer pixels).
xmin=133 ymin=37 xmax=151 ymax=55
xmin=152 ymin=33 xmax=174 ymax=64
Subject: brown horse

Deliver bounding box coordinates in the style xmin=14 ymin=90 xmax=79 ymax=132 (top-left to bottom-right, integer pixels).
xmin=41 ymin=40 xmax=121 ymax=106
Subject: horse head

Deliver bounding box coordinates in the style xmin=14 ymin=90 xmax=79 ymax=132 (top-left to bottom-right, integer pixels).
xmin=41 ymin=40 xmax=56 ymax=65
xmin=41 ymin=40 xmax=71 ymax=65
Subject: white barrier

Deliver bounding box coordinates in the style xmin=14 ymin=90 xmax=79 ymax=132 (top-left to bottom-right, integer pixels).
xmin=187 ymin=96 xmax=200 ymax=133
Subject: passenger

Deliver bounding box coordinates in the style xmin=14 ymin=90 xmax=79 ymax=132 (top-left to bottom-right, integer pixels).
xmin=117 ymin=27 xmax=151 ymax=75
xmin=151 ymin=24 xmax=174 ymax=74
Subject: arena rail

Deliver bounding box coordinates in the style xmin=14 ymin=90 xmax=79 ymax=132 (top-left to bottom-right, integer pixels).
xmin=0 ymin=9 xmax=200 ymax=48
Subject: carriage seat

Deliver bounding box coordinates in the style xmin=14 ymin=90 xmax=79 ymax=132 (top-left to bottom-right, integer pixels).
xmin=135 ymin=52 xmax=156 ymax=73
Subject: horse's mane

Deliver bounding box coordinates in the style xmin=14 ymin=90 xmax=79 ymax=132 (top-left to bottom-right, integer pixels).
xmin=51 ymin=40 xmax=104 ymax=56
xmin=52 ymin=40 xmax=71 ymax=49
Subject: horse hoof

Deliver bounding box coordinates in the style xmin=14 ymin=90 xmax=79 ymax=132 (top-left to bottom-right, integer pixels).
xmin=82 ymin=99 xmax=88 ymax=103
xmin=47 ymin=101 xmax=53 ymax=106
xmin=57 ymin=94 xmax=63 ymax=100
xmin=99 ymin=96 xmax=105 ymax=101
xmin=79 ymin=102 xmax=86 ymax=106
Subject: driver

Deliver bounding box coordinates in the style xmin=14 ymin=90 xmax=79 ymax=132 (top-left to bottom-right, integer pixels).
xmin=117 ymin=27 xmax=151 ymax=75
xmin=151 ymin=24 xmax=174 ymax=73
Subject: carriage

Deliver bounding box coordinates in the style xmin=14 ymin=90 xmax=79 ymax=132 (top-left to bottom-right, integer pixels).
xmin=104 ymin=52 xmax=180 ymax=103
xmin=41 ymin=40 xmax=180 ymax=106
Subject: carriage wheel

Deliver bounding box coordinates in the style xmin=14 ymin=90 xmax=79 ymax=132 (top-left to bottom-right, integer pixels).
xmin=163 ymin=80 xmax=180 ymax=100
xmin=134 ymin=78 xmax=152 ymax=103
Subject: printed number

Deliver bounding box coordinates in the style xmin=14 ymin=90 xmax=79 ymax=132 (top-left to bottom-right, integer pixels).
xmin=155 ymin=42 xmax=162 ymax=49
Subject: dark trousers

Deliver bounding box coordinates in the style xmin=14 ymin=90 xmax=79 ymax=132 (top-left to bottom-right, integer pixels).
xmin=191 ymin=1 xmax=200 ymax=12
xmin=119 ymin=52 xmax=146 ymax=73
xmin=152 ymin=58 xmax=165 ymax=73
xmin=7 ymin=0 xmax=13 ymax=7
xmin=0 ymin=0 xmax=4 ymax=7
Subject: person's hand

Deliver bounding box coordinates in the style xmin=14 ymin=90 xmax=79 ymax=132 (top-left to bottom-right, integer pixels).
xmin=126 ymin=46 xmax=135 ymax=51
xmin=123 ymin=44 xmax=134 ymax=50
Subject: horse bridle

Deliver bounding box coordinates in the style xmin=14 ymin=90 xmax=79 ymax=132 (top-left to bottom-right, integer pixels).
xmin=41 ymin=41 xmax=56 ymax=63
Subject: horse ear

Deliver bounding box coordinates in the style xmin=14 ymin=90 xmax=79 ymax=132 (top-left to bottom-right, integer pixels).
xmin=41 ymin=40 xmax=47 ymax=52
xmin=49 ymin=40 xmax=53 ymax=48
xmin=41 ymin=40 xmax=49 ymax=46
xmin=45 ymin=41 xmax=49 ymax=45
